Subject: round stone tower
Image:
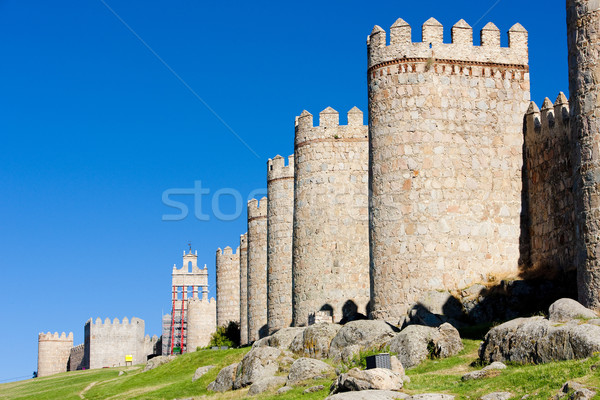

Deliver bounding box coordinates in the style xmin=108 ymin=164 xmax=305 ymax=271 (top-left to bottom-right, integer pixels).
xmin=292 ymin=107 xmax=370 ymax=326
xmin=37 ymin=332 xmax=73 ymax=377
xmin=247 ymin=197 xmax=268 ymax=342
xmin=267 ymin=154 xmax=294 ymax=334
xmin=568 ymin=0 xmax=600 ymax=310
xmin=368 ymin=18 xmax=531 ymax=321
xmin=239 ymin=233 xmax=249 ymax=345
xmin=215 ymin=246 xmax=240 ymax=327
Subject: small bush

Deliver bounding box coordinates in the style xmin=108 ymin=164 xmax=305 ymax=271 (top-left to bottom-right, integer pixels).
xmin=207 ymin=321 xmax=240 ymax=348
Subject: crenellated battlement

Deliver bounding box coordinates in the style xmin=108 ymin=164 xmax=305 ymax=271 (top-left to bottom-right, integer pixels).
xmin=39 ymin=331 xmax=73 ymax=341
xmin=525 ymin=92 xmax=570 ymax=142
xmin=294 ymin=107 xmax=367 ymax=147
xmin=87 ymin=316 xmax=143 ymax=327
xmin=248 ymin=197 xmax=268 ymax=219
xmin=217 ymin=246 xmax=238 ymax=257
xmin=240 ymin=232 xmax=248 ymax=249
xmin=267 ymin=154 xmax=294 ymax=182
xmin=367 ymin=18 xmax=528 ymax=69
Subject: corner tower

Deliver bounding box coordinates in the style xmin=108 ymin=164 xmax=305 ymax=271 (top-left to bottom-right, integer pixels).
xmin=267 ymin=155 xmax=294 ymax=334
xmin=37 ymin=332 xmax=73 ymax=377
xmin=368 ymin=18 xmax=530 ymax=321
xmin=292 ymin=107 xmax=370 ymax=326
xmin=568 ymin=0 xmax=600 ymax=310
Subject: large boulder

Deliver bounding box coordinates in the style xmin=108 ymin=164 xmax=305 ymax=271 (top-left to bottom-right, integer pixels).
xmin=247 ymin=376 xmax=287 ymax=396
xmin=287 ymin=358 xmax=334 ymax=384
xmin=326 ymin=392 xmax=454 ymax=400
xmin=233 ymin=346 xmax=282 ymax=389
xmin=143 ymin=355 xmax=176 ymax=372
xmin=329 ymin=320 xmax=398 ymax=361
xmin=330 ymin=368 xmax=403 ymax=394
xmin=479 ymin=393 xmax=511 ymax=400
xmin=549 ymin=298 xmax=598 ymax=323
xmin=389 ymin=323 xmax=463 ymax=368
xmin=252 ymin=327 xmax=305 ymax=350
xmin=192 ymin=365 xmax=215 ymax=382
xmin=290 ymin=323 xmax=341 ymax=359
xmin=479 ymin=315 xmax=600 ymax=364
xmin=207 ymin=363 xmax=238 ymax=392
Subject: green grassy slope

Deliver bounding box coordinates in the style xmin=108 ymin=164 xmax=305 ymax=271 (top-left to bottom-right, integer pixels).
xmin=1 ymin=341 xmax=599 ymax=400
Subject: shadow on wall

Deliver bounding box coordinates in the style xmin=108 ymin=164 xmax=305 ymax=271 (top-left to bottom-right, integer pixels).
xmin=339 ymin=300 xmax=368 ymax=324
xmin=404 ymin=270 xmax=577 ymax=338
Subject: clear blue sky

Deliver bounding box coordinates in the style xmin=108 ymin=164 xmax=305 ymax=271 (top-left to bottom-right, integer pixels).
xmin=0 ymin=0 xmax=567 ymax=382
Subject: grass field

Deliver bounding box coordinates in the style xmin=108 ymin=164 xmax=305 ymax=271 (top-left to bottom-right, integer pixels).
xmin=1 ymin=341 xmax=599 ymax=400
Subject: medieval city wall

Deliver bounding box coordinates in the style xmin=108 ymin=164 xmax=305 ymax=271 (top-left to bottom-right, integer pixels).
xmin=85 ymin=317 xmax=146 ymax=369
xmin=524 ymin=94 xmax=575 ymax=276
xmin=187 ymin=297 xmax=216 ymax=350
xmin=267 ymin=154 xmax=294 ymax=334
xmin=368 ymin=19 xmax=531 ymax=322
xmin=216 ymin=246 xmax=240 ymax=327
xmin=292 ymin=107 xmax=370 ymax=326
xmin=239 ymin=233 xmax=249 ymax=345
xmin=568 ymin=0 xmax=600 ymax=310
xmin=68 ymin=343 xmax=86 ymax=371
xmin=37 ymin=332 xmax=73 ymax=377
xmin=247 ymin=197 xmax=268 ymax=342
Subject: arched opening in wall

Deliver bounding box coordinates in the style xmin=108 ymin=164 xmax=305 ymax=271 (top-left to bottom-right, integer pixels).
xmin=188 ymin=261 xmax=193 ymax=273
xmin=188 ymin=286 xmax=194 ymax=299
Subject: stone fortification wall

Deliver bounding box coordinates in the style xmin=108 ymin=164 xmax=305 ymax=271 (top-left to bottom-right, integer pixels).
xmin=292 ymin=107 xmax=370 ymax=326
xmin=267 ymin=154 xmax=294 ymax=334
xmin=85 ymin=317 xmax=146 ymax=369
xmin=37 ymin=332 xmax=73 ymax=377
xmin=216 ymin=246 xmax=240 ymax=327
xmin=247 ymin=197 xmax=268 ymax=342
xmin=568 ymin=0 xmax=600 ymax=310
xmin=187 ymin=297 xmax=216 ymax=350
xmin=368 ymin=18 xmax=531 ymax=322
xmin=239 ymin=233 xmax=249 ymax=345
xmin=523 ymin=94 xmax=575 ymax=276
xmin=68 ymin=343 xmax=86 ymax=371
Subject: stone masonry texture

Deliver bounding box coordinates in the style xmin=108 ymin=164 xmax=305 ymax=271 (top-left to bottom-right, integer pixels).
xmin=247 ymin=197 xmax=268 ymax=342
xmin=267 ymin=154 xmax=294 ymax=334
xmin=85 ymin=317 xmax=146 ymax=369
xmin=216 ymin=246 xmax=240 ymax=327
xmin=368 ymin=19 xmax=531 ymax=321
xmin=37 ymin=332 xmax=73 ymax=377
xmin=523 ymin=94 xmax=575 ymax=276
xmin=187 ymin=297 xmax=216 ymax=350
xmin=239 ymin=233 xmax=249 ymax=345
xmin=568 ymin=0 xmax=600 ymax=310
xmin=292 ymin=107 xmax=370 ymax=326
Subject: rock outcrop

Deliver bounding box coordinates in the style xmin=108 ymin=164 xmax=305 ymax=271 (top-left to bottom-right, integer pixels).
xmin=291 ymin=323 xmax=341 ymax=359
xmin=207 ymin=363 xmax=238 ymax=392
xmin=329 ymin=320 xmax=398 ymax=361
xmin=389 ymin=323 xmax=463 ymax=368
xmin=330 ymin=368 xmax=403 ymax=394
xmin=192 ymin=365 xmax=215 ymax=382
xmin=247 ymin=376 xmax=287 ymax=396
xmin=287 ymin=357 xmax=334 ymax=384
xmin=233 ymin=346 xmax=281 ymax=389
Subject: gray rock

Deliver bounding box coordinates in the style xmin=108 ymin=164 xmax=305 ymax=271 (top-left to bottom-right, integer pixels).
xmin=277 ymin=385 xmax=293 ymax=394
xmin=479 ymin=392 xmax=512 ymax=400
xmin=287 ymin=357 xmax=334 ymax=384
xmin=329 ymin=320 xmax=398 ymax=361
xmin=247 ymin=376 xmax=287 ymax=396
xmin=207 ymin=362 xmax=238 ymax=392
xmin=326 ymin=391 xmax=409 ymax=400
xmin=143 ymin=355 xmax=176 ymax=372
xmin=268 ymin=327 xmax=306 ymax=350
xmin=409 ymin=396 xmax=455 ymax=400
xmin=290 ymin=323 xmax=341 ymax=359
xmin=462 ymin=361 xmax=506 ymax=381
xmin=479 ymin=316 xmax=600 ymax=364
xmin=560 ymin=381 xmax=596 ymax=400
xmin=118 ymin=371 xmax=125 ymax=376
xmin=549 ymin=299 xmax=598 ymax=323
xmin=390 ymin=355 xmax=405 ymax=376
xmin=192 ymin=365 xmax=215 ymax=382
xmin=330 ymin=367 xmax=403 ymax=394
xmin=389 ymin=323 xmax=463 ymax=368
xmin=233 ymin=346 xmax=281 ymax=389
xmin=304 ymin=385 xmax=325 ymax=393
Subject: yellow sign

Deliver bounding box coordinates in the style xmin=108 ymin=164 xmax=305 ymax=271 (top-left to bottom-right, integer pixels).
xmin=125 ymin=355 xmax=133 ymax=362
